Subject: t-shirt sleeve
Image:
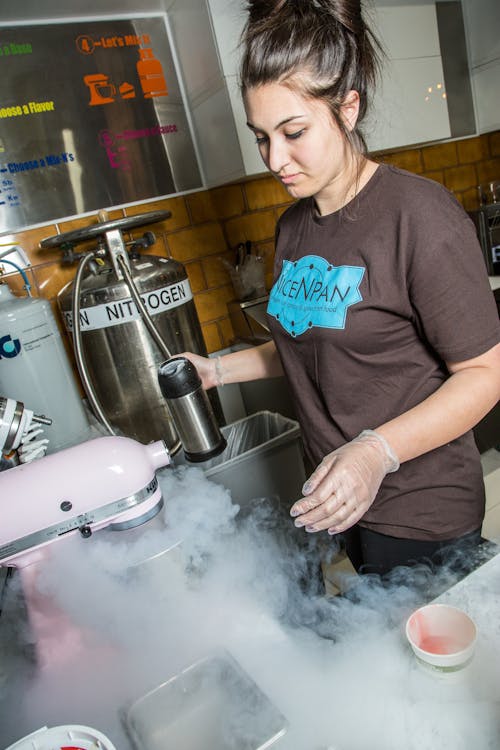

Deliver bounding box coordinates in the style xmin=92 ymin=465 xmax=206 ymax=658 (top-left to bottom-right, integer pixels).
xmin=406 ymin=189 xmax=500 ymax=363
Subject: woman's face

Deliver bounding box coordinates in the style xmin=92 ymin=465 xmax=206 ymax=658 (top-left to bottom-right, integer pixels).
xmin=244 ymin=81 xmax=359 ymax=214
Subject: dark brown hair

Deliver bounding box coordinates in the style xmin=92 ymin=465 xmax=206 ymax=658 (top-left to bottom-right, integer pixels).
xmin=240 ymin=0 xmax=382 ymax=155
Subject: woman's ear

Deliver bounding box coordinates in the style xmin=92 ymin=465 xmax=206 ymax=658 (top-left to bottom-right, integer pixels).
xmin=341 ymin=90 xmax=360 ymax=131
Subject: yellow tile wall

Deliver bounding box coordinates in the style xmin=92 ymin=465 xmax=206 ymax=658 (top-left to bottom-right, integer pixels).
xmin=1 ymin=130 xmax=499 ymax=382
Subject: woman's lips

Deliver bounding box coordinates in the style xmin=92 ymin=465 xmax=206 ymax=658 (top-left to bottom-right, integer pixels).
xmin=280 ymin=173 xmax=300 ymax=185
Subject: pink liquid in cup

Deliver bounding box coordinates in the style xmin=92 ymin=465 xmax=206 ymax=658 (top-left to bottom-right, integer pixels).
xmin=418 ymin=635 xmax=464 ymax=655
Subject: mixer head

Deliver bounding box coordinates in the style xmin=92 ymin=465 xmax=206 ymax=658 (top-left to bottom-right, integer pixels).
xmin=0 ymin=435 xmax=171 ymax=568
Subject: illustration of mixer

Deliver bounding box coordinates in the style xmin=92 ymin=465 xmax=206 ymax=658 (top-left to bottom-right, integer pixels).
xmin=83 ymin=73 xmax=136 ymax=105
xmin=83 ymin=73 xmax=117 ymax=105
xmin=39 ymin=209 xmax=225 ymax=455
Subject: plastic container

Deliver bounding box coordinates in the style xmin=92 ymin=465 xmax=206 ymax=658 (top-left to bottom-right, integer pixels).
xmin=122 ymin=651 xmax=287 ymax=750
xmin=181 ymin=411 xmax=307 ymax=510
xmin=4 ymin=724 xmax=117 ymax=750
xmin=406 ymin=603 xmax=477 ymax=674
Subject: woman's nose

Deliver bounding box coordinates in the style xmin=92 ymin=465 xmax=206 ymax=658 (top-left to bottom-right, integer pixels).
xmin=267 ymin=138 xmax=289 ymax=174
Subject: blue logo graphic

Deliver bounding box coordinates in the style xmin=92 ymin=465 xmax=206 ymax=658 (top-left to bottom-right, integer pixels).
xmin=0 ymin=335 xmax=21 ymax=359
xmin=268 ymin=255 xmax=364 ymax=336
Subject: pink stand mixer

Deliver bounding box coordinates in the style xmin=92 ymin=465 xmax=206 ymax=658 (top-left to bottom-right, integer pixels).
xmin=0 ymin=357 xmax=227 ymax=668
xmin=0 ymin=435 xmax=171 ymax=666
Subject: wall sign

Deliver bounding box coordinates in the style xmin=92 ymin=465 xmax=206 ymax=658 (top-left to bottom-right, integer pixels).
xmin=0 ymin=17 xmax=203 ymax=234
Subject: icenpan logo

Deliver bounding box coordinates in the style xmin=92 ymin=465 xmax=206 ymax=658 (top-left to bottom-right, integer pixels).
xmin=268 ymin=255 xmax=365 ymax=337
xmin=0 ymin=335 xmax=21 ymax=359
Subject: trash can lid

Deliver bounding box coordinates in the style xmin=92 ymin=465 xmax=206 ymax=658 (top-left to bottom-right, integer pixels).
xmin=4 ymin=725 xmax=118 ymax=750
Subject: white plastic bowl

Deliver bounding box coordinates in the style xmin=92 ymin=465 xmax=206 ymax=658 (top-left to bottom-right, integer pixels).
xmin=4 ymin=725 xmax=118 ymax=750
xmin=405 ymin=603 xmax=477 ymax=674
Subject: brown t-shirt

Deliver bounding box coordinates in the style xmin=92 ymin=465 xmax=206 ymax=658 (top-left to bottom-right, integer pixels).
xmin=267 ymin=164 xmax=500 ymax=541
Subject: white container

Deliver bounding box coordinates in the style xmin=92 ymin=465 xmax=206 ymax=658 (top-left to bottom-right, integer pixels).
xmin=4 ymin=724 xmax=117 ymax=750
xmin=406 ymin=603 xmax=477 ymax=674
xmin=0 ymin=285 xmax=91 ymax=452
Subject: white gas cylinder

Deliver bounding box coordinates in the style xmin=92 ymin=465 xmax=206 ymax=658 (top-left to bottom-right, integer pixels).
xmin=0 ymin=284 xmax=91 ymax=452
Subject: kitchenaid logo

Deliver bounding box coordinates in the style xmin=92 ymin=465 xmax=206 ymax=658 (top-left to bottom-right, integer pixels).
xmin=0 ymin=335 xmax=21 ymax=359
xmin=268 ymin=255 xmax=364 ymax=337
xmin=63 ymin=279 xmax=193 ymax=332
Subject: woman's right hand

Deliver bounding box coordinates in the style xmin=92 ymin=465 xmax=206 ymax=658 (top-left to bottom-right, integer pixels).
xmin=177 ymin=352 xmax=218 ymax=390
xmin=178 ymin=341 xmax=281 ymax=391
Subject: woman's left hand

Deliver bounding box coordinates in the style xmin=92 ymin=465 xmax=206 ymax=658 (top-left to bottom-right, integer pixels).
xmin=290 ymin=430 xmax=399 ymax=534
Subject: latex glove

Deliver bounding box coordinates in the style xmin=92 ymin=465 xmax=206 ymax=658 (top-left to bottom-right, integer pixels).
xmin=290 ymin=430 xmax=399 ymax=535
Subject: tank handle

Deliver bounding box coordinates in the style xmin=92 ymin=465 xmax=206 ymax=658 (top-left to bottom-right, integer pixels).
xmin=39 ymin=210 xmax=172 ymax=250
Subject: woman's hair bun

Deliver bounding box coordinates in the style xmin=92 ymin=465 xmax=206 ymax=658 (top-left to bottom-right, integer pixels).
xmin=240 ymin=0 xmax=381 ymax=156
xmin=245 ymin=1 xmax=364 ymax=33
xmin=245 ymin=0 xmax=287 ymax=25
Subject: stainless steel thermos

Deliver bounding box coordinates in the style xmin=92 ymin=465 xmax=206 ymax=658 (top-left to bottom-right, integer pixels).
xmin=158 ymin=357 xmax=226 ymax=463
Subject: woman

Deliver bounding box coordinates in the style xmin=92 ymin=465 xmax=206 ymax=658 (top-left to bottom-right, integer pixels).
xmin=184 ymin=0 xmax=500 ymax=576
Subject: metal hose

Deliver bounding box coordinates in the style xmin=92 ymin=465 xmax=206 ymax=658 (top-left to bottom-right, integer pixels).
xmin=117 ymin=254 xmax=181 ymax=455
xmin=71 ymin=253 xmax=117 ymax=435
xmin=117 ymin=254 xmax=173 ymax=359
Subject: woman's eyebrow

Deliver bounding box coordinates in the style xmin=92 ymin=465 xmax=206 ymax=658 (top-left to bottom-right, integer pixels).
xmin=246 ymin=114 xmax=306 ymax=131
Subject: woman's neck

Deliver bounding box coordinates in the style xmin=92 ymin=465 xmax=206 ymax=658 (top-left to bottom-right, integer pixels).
xmin=314 ymin=157 xmax=378 ymax=216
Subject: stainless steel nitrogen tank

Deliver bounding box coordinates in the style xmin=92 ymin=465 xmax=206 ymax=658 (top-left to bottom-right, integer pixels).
xmin=58 ymin=254 xmax=222 ymax=451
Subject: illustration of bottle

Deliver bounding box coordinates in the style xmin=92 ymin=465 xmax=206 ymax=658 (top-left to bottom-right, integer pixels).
xmin=137 ymin=48 xmax=168 ymax=98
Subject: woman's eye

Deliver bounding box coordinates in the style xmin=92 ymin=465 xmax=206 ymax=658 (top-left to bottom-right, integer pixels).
xmin=255 ymin=135 xmax=268 ymax=145
xmin=285 ymin=130 xmax=304 ymax=140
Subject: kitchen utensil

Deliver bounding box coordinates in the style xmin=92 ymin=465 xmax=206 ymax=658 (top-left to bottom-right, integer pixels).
xmin=158 ymin=356 xmax=226 ymax=462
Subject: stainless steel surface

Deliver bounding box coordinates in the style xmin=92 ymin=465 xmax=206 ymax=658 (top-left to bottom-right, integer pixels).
xmin=0 ymin=397 xmax=23 ymax=452
xmin=39 ymin=211 xmax=172 ymax=250
xmin=469 ymin=201 xmax=500 ymax=276
xmin=118 ymin=254 xmax=172 ymax=359
xmin=58 ymin=254 xmax=214 ymax=450
xmin=164 ymin=391 xmax=223 ymax=459
xmin=31 ymin=414 xmax=52 ymax=426
xmin=158 ymin=357 xmax=225 ymax=462
xmin=228 ymin=296 xmax=270 ymax=344
xmin=123 ymin=651 xmax=287 ymax=750
xmin=244 ymin=299 xmax=270 ymax=333
xmin=52 ymin=210 xmax=174 ymax=437
xmin=71 ymin=252 xmax=117 ymax=436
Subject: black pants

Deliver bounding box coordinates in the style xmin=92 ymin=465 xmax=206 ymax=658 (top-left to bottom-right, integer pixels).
xmin=342 ymin=524 xmax=485 ymax=578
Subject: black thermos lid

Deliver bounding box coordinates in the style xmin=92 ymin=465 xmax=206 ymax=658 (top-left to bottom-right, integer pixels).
xmin=158 ymin=357 xmax=201 ymax=399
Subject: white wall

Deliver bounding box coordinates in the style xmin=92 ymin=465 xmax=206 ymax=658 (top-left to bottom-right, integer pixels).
xmin=365 ymin=3 xmax=451 ymax=151
xmin=462 ymin=0 xmax=500 ymax=133
xmin=206 ymin=0 xmax=266 ymax=176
